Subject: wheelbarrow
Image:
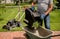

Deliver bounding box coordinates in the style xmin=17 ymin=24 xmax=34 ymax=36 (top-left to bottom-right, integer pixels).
xmin=22 ymin=26 xmax=52 ymax=39
xmin=22 ymin=8 xmax=52 ymax=39
xmin=23 ymin=8 xmax=60 ymax=39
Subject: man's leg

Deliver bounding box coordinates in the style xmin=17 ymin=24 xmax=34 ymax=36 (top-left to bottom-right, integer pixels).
xmin=44 ymin=14 xmax=51 ymax=39
xmin=44 ymin=14 xmax=50 ymax=29
xmin=38 ymin=13 xmax=46 ymax=27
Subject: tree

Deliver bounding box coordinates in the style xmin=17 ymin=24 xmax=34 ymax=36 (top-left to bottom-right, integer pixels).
xmin=14 ymin=0 xmax=23 ymax=5
xmin=56 ymin=0 xmax=60 ymax=9
xmin=13 ymin=0 xmax=19 ymax=5
xmin=0 ymin=0 xmax=1 ymax=3
xmin=20 ymin=0 xmax=22 ymax=3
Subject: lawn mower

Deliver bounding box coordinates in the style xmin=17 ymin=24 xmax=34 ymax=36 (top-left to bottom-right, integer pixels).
xmin=2 ymin=0 xmax=22 ymax=30
xmin=2 ymin=19 xmax=21 ymax=30
xmin=24 ymin=8 xmax=41 ymax=29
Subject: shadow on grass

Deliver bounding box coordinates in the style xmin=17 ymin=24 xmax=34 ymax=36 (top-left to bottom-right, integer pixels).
xmin=0 ymin=18 xmax=4 ymax=21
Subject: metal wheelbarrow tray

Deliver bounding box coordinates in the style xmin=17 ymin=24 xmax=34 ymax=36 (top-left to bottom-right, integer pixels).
xmin=22 ymin=26 xmax=52 ymax=39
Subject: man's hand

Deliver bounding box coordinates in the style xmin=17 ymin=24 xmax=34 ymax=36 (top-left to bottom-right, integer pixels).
xmin=40 ymin=4 xmax=53 ymax=20
xmin=45 ymin=4 xmax=53 ymax=15
xmin=40 ymin=13 xmax=46 ymax=20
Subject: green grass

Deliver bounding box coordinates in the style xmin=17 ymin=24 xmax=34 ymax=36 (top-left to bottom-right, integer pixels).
xmin=50 ymin=9 xmax=60 ymax=31
xmin=0 ymin=7 xmax=24 ymax=32
xmin=0 ymin=4 xmax=60 ymax=32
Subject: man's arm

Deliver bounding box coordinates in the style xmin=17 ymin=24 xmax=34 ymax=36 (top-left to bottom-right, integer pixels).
xmin=45 ymin=4 xmax=53 ymax=15
xmin=45 ymin=0 xmax=53 ymax=15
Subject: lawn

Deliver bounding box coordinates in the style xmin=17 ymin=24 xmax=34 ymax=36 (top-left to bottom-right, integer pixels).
xmin=0 ymin=5 xmax=60 ymax=32
xmin=50 ymin=9 xmax=60 ymax=31
xmin=0 ymin=7 xmax=25 ymax=32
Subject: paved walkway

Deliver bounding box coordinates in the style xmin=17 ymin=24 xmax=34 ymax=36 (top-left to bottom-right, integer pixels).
xmin=0 ymin=31 xmax=60 ymax=39
xmin=51 ymin=31 xmax=60 ymax=39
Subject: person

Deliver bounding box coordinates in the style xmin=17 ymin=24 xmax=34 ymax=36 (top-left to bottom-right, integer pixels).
xmin=23 ymin=2 xmax=35 ymax=11
xmin=33 ymin=0 xmax=53 ymax=29
xmin=31 ymin=2 xmax=35 ymax=11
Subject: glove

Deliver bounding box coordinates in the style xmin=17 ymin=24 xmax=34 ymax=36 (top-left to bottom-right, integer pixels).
xmin=40 ymin=13 xmax=46 ymax=20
